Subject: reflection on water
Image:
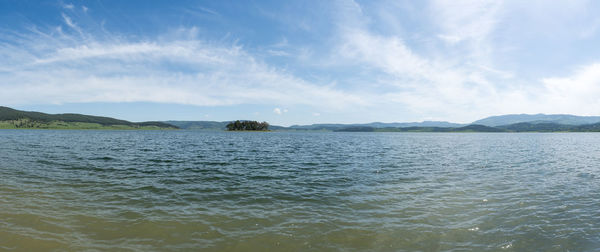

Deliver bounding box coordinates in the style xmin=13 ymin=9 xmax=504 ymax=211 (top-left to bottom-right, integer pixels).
xmin=1 ymin=130 xmax=599 ymax=251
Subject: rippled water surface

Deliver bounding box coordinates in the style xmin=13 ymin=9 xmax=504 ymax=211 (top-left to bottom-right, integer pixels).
xmin=1 ymin=130 xmax=600 ymax=251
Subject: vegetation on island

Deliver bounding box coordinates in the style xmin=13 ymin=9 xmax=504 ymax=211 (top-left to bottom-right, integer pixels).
xmin=226 ymin=120 xmax=269 ymax=131
xmin=0 ymin=106 xmax=178 ymax=130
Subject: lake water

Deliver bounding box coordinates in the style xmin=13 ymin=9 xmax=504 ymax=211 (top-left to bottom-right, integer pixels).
xmin=1 ymin=130 xmax=599 ymax=251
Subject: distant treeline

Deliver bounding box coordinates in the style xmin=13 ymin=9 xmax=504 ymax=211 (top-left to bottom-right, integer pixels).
xmin=335 ymin=124 xmax=504 ymax=132
xmin=226 ymin=120 xmax=269 ymax=131
xmin=334 ymin=122 xmax=600 ymax=132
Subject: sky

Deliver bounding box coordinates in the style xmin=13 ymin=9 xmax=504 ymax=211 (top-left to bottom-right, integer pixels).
xmin=2 ymin=0 xmax=600 ymax=126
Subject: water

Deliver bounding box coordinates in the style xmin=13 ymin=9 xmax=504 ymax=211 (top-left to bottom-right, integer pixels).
xmin=1 ymin=130 xmax=599 ymax=251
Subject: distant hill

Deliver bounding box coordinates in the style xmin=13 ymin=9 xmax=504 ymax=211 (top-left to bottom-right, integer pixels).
xmin=165 ymin=121 xmax=229 ymax=130
xmin=335 ymin=124 xmax=505 ymax=132
xmin=454 ymin=124 xmax=506 ymax=132
xmin=288 ymin=121 xmax=463 ymax=131
xmin=0 ymin=106 xmax=177 ymax=129
xmin=496 ymin=122 xmax=572 ymax=132
xmin=496 ymin=122 xmax=600 ymax=132
xmin=366 ymin=121 xmax=465 ymax=128
xmin=334 ymin=122 xmax=600 ymax=132
xmin=572 ymin=123 xmax=600 ymax=132
xmin=473 ymin=114 xmax=600 ymax=127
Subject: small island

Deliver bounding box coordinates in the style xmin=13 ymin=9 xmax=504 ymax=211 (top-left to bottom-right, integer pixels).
xmin=226 ymin=120 xmax=269 ymax=131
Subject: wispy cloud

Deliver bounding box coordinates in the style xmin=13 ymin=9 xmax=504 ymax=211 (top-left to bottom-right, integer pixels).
xmin=181 ymin=6 xmax=221 ymax=18
xmin=536 ymin=63 xmax=600 ymax=115
xmin=197 ymin=6 xmax=219 ymax=16
xmin=0 ymin=19 xmax=364 ymax=111
xmin=61 ymin=12 xmax=85 ymax=37
xmin=328 ymin=0 xmax=600 ymax=121
xmin=330 ymin=1 xmax=506 ymax=121
xmin=61 ymin=13 xmax=76 ymax=28
xmin=431 ymin=0 xmax=501 ymax=45
xmin=62 ymin=3 xmax=74 ymax=10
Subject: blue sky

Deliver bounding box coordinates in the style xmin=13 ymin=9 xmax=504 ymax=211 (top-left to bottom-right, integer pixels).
xmin=2 ymin=0 xmax=600 ymax=126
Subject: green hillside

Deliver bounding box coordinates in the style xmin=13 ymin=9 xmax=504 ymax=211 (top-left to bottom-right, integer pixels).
xmin=0 ymin=106 xmax=177 ymax=129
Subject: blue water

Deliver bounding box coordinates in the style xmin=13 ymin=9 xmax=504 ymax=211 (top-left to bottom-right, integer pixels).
xmin=1 ymin=130 xmax=599 ymax=251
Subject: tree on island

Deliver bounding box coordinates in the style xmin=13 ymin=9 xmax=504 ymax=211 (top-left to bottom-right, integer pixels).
xmin=226 ymin=120 xmax=269 ymax=131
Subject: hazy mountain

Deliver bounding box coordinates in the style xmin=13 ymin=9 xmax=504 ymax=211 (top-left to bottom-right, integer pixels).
xmin=335 ymin=122 xmax=600 ymax=133
xmin=473 ymin=114 xmax=600 ymax=127
xmin=288 ymin=121 xmax=463 ymax=130
xmin=335 ymin=124 xmax=505 ymax=132
xmin=165 ymin=121 xmax=229 ymax=130
xmin=364 ymin=121 xmax=464 ymax=128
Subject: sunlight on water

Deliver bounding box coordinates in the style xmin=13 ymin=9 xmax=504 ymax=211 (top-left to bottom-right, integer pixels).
xmin=1 ymin=130 xmax=600 ymax=251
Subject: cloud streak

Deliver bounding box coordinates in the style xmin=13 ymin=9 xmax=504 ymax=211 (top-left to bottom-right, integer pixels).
xmin=0 ymin=18 xmax=365 ymax=111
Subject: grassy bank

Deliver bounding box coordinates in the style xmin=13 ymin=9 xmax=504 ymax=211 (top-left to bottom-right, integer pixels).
xmin=0 ymin=119 xmax=175 ymax=130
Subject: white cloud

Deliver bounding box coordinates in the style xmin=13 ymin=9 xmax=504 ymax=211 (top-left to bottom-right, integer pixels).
xmin=61 ymin=13 xmax=84 ymax=37
xmin=328 ymin=0 xmax=536 ymax=122
xmin=335 ymin=18 xmax=502 ymax=120
xmin=197 ymin=6 xmax=219 ymax=16
xmin=430 ymin=0 xmax=504 ymax=69
xmin=63 ymin=3 xmax=74 ymax=9
xmin=267 ymin=49 xmax=290 ymax=57
xmin=437 ymin=34 xmax=462 ymax=44
xmin=61 ymin=13 xmax=76 ymax=28
xmin=273 ymin=108 xmax=289 ymax=115
xmin=537 ymin=63 xmax=600 ymax=114
xmin=431 ymin=0 xmax=502 ymax=44
xmin=339 ymin=29 xmax=430 ymax=80
xmin=0 ymin=24 xmax=365 ymax=111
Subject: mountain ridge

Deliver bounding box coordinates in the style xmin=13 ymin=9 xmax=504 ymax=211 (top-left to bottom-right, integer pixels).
xmin=163 ymin=113 xmax=600 ymax=131
xmin=473 ymin=114 xmax=600 ymax=126
xmin=4 ymin=106 xmax=600 ymax=132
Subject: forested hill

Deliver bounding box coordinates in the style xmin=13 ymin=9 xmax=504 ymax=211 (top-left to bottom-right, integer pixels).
xmin=0 ymin=106 xmax=177 ymax=129
xmin=334 ymin=122 xmax=600 ymax=132
xmin=472 ymin=114 xmax=600 ymax=126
